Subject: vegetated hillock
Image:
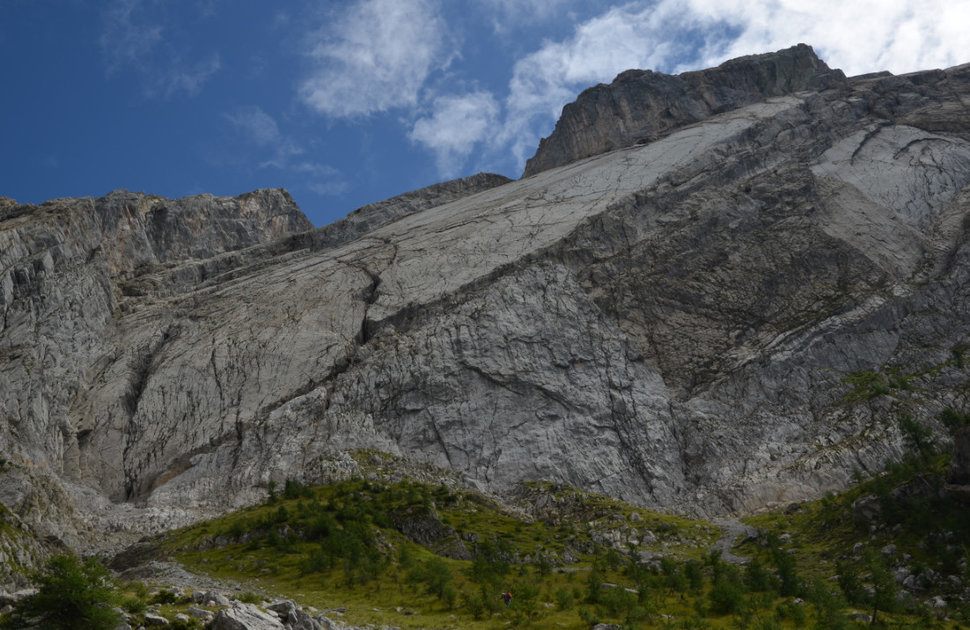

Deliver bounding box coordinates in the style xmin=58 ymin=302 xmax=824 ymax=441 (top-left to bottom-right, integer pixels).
xmin=159 ymin=474 xmax=718 ymax=628
xmin=73 ymin=439 xmax=963 ymax=629
xmin=4 ymin=442 xmax=970 ymax=628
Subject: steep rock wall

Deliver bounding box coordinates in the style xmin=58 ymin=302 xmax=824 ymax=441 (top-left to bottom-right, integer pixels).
xmin=3 ymin=50 xmax=970 ymax=552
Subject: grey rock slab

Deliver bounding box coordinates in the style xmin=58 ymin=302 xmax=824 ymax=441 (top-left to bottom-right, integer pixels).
xmin=144 ymin=612 xmax=170 ymax=626
xmin=210 ymin=602 xmax=286 ymax=630
xmin=364 ymin=96 xmax=804 ymax=327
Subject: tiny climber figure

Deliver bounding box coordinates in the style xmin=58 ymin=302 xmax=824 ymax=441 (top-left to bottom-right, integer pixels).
xmin=500 ymin=591 xmax=512 ymax=607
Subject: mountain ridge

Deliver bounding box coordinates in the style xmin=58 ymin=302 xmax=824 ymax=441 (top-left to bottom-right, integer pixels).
xmin=3 ymin=46 xmax=970 ymax=568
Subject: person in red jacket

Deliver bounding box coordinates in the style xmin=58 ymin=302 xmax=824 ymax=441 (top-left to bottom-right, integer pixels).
xmin=500 ymin=591 xmax=512 ymax=607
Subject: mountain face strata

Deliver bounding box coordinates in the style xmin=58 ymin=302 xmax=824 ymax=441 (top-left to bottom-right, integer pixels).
xmin=4 ymin=47 xmax=970 ymax=556
xmin=523 ymin=43 xmax=847 ymax=176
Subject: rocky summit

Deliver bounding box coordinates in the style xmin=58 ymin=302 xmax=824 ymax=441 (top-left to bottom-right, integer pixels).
xmin=3 ymin=44 xmax=970 ymax=562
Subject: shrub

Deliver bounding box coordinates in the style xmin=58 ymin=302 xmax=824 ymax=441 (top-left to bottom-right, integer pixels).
xmin=744 ymin=556 xmax=777 ymax=593
xmin=708 ymin=571 xmax=746 ymax=615
xmin=775 ymin=600 xmax=807 ymax=627
xmin=151 ymin=588 xmax=180 ymax=604
xmin=941 ymin=407 xmax=970 ymax=434
xmin=1 ymin=554 xmax=122 ymax=630
xmin=120 ymin=596 xmax=146 ymax=614
xmin=805 ymin=579 xmax=848 ymax=630
xmin=238 ymin=591 xmax=262 ymax=604
xmin=283 ymin=478 xmax=314 ymax=500
xmin=555 ymin=586 xmax=574 ymax=610
xmin=409 ymin=556 xmax=454 ymax=599
xmin=899 ymin=413 xmax=936 ymax=461
xmin=684 ymin=559 xmax=704 ymax=593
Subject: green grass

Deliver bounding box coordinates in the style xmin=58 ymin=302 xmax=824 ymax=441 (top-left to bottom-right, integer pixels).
xmin=150 ymin=466 xmax=970 ymax=629
xmin=8 ymin=449 xmax=970 ymax=628
xmin=158 ymin=477 xmax=745 ymax=628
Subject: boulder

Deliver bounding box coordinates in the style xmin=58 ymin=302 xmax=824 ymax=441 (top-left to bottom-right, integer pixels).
xmin=209 ymin=602 xmax=286 ymax=630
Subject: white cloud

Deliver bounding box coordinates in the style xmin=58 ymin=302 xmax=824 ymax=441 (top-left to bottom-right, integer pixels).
xmin=409 ymin=91 xmax=500 ymax=176
xmin=681 ymin=0 xmax=970 ymax=76
xmin=299 ymin=0 xmax=456 ymax=117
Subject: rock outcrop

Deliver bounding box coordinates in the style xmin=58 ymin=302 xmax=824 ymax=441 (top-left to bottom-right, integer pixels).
xmin=523 ymin=44 xmax=846 ymax=176
xmin=4 ymin=47 xmax=970 ymax=555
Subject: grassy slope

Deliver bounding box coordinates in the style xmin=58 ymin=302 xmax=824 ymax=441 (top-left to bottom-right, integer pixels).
xmin=146 ymin=449 xmax=969 ymax=629
xmin=163 ymin=478 xmax=721 ymax=628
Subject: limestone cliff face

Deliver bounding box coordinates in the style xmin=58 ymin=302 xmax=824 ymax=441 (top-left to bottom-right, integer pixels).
xmin=4 ymin=48 xmax=970 ymax=554
xmin=523 ymin=44 xmax=846 ymax=176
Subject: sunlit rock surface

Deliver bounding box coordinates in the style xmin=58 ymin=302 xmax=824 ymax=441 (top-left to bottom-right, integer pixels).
xmin=3 ymin=48 xmax=970 ymax=554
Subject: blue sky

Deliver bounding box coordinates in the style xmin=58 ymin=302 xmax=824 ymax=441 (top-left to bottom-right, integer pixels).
xmin=2 ymin=1 xmax=968 ymax=227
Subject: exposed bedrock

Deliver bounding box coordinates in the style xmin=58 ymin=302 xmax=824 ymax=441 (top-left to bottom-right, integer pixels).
xmin=3 ymin=48 xmax=970 ymax=552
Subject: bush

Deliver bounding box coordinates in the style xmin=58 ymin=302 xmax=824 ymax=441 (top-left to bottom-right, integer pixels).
xmin=120 ymin=595 xmax=146 ymax=614
xmin=555 ymin=586 xmax=574 ymax=610
xmin=806 ymin=579 xmax=848 ymax=630
xmin=1 ymin=554 xmax=122 ymax=630
xmin=409 ymin=556 xmax=454 ymax=600
xmin=238 ymin=591 xmax=262 ymax=604
xmin=941 ymin=407 xmax=970 ymax=434
xmin=684 ymin=559 xmax=704 ymax=592
xmin=744 ymin=556 xmax=777 ymax=592
xmin=899 ymin=414 xmax=936 ymax=461
xmin=775 ymin=600 xmax=807 ymax=627
xmin=708 ymin=572 xmax=746 ymax=615
xmin=283 ymin=478 xmax=314 ymax=500
xmin=151 ymin=588 xmax=180 ymax=604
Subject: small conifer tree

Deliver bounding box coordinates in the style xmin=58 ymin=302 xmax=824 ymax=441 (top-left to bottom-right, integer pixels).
xmin=2 ymin=554 xmax=121 ymax=630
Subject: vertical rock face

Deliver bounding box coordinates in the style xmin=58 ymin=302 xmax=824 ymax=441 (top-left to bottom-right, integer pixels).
xmin=0 ymin=189 xmax=311 ymax=546
xmin=4 ymin=47 xmax=970 ymax=553
xmin=523 ymin=44 xmax=846 ymax=177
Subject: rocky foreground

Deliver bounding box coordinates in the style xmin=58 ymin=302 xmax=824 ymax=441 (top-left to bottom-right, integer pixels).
xmin=3 ymin=44 xmax=970 ymax=572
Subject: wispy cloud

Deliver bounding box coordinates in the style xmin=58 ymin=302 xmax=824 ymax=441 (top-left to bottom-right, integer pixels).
xmin=98 ymin=0 xmax=220 ymax=98
xmin=99 ymin=0 xmax=163 ymax=75
xmin=299 ymin=0 xmax=457 ymax=117
xmin=160 ymin=52 xmax=221 ymax=98
xmin=225 ymin=105 xmax=346 ymax=197
xmin=474 ymin=0 xmax=583 ymax=31
xmin=497 ymin=1 xmax=702 ymax=166
xmin=409 ymin=91 xmax=500 ymax=176
xmin=226 ymin=106 xmax=282 ymax=147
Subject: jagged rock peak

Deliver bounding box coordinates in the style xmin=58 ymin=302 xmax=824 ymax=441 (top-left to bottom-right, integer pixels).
xmin=523 ymin=43 xmax=847 ymax=176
